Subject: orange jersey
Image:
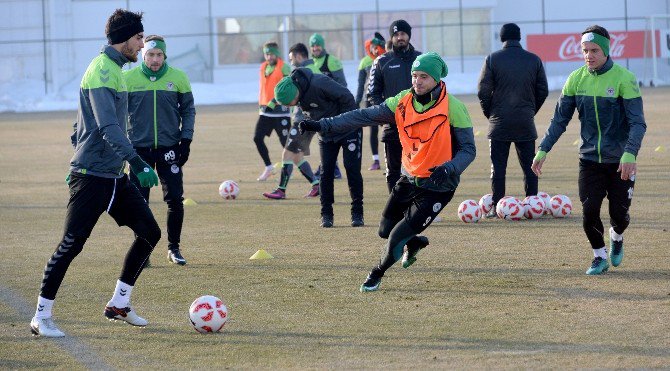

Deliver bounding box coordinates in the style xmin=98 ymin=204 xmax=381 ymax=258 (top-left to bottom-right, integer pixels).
xmin=258 ymin=58 xmax=285 ymax=105
xmin=395 ymin=84 xmax=453 ymax=178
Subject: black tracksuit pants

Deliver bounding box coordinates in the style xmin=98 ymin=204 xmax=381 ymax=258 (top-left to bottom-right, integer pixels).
xmin=489 ymin=139 xmax=538 ymax=205
xmin=319 ymin=129 xmax=364 ymax=218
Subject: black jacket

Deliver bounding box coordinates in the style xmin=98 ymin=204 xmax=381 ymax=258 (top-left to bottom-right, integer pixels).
xmin=367 ymin=44 xmax=421 ymax=141
xmin=477 ymin=40 xmax=548 ymax=141
xmin=290 ymin=67 xmax=359 ymax=143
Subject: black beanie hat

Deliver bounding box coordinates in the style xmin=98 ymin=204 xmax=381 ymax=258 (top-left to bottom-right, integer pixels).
xmin=105 ymin=9 xmax=144 ymax=45
xmin=389 ymin=19 xmax=411 ymax=39
xmin=500 ymin=23 xmax=521 ymax=42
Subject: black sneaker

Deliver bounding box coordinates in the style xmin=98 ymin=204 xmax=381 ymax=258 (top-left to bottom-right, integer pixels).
xmin=360 ymin=268 xmax=383 ymax=292
xmin=402 ymin=236 xmax=430 ymax=268
xmin=321 ymin=215 xmax=334 ymax=228
xmin=351 ymin=214 xmax=364 ymax=227
xmin=168 ymin=249 xmax=186 ymax=265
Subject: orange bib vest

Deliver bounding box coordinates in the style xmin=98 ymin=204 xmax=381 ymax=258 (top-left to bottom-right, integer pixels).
xmin=259 ymin=58 xmax=285 ymax=105
xmin=395 ymin=83 xmax=453 ymax=178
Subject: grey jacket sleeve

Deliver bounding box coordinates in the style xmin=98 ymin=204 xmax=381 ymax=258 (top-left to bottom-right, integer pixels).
xmin=178 ymin=91 xmax=196 ymax=140
xmin=444 ymin=126 xmax=476 ymax=176
xmin=331 ymin=69 xmax=347 ymax=88
xmin=89 ymin=87 xmax=136 ymax=160
xmin=319 ymin=103 xmax=395 ymax=135
xmin=539 ymin=94 xmax=577 ymax=153
xmin=367 ymin=57 xmax=384 ymax=105
xmin=355 ymin=68 xmax=367 ymax=105
xmin=622 ymin=96 xmax=646 ymax=156
xmin=476 ymin=56 xmax=493 ymax=119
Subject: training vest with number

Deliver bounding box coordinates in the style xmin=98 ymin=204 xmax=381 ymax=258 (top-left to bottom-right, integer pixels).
xmin=259 ymin=58 xmax=286 ymax=106
xmin=395 ymin=84 xmax=453 ymax=178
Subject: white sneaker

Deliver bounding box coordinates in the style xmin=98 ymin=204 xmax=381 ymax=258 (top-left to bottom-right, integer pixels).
xmin=257 ymin=167 xmax=275 ymax=181
xmin=30 ymin=316 xmax=65 ymax=337
xmin=104 ymin=305 xmax=148 ymax=327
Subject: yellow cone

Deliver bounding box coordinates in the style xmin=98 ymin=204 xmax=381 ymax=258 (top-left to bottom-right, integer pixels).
xmin=183 ymin=198 xmax=198 ymax=206
xmin=572 ymin=139 xmax=580 ymax=146
xmin=249 ymin=249 xmax=274 ymax=260
xmin=655 ymin=145 xmax=666 ymax=152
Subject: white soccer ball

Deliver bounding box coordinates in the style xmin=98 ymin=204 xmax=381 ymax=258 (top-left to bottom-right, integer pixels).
xmin=457 ymin=199 xmax=482 ymax=223
xmin=189 ymin=295 xmax=229 ymax=334
xmin=549 ymin=194 xmax=572 ymax=218
xmin=218 ymin=180 xmax=240 ymax=200
xmin=479 ymin=194 xmax=494 ymax=214
xmin=522 ymin=195 xmax=546 ymax=219
xmin=537 ymin=191 xmax=552 ymax=215
xmin=496 ymin=196 xmax=523 ymax=221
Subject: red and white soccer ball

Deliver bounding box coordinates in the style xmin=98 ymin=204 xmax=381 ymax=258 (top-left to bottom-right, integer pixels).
xmin=189 ymin=295 xmax=229 ymax=334
xmin=522 ymin=195 xmax=546 ymax=219
xmin=479 ymin=194 xmax=494 ymax=214
xmin=218 ymin=180 xmax=240 ymax=200
xmin=537 ymin=191 xmax=552 ymax=215
xmin=457 ymin=199 xmax=482 ymax=223
xmin=496 ymin=196 xmax=523 ymax=221
xmin=549 ymin=194 xmax=572 ymax=218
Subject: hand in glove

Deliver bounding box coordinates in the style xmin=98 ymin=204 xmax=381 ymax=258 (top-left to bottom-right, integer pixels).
xmin=128 ymin=156 xmax=159 ymax=188
xmin=298 ymin=120 xmax=321 ymax=135
xmin=427 ymin=164 xmax=450 ymax=187
xmin=178 ymin=139 xmax=192 ymax=167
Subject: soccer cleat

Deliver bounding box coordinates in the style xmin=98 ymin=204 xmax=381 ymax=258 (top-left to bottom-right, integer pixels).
xmin=104 ymin=305 xmax=148 ymax=327
xmin=257 ymin=167 xmax=275 ymax=181
xmin=360 ymin=268 xmax=383 ymax=292
xmin=334 ymin=164 xmax=342 ymax=179
xmin=351 ymin=214 xmax=364 ymax=227
xmin=586 ymin=257 xmax=610 ymax=275
xmin=402 ymin=236 xmax=430 ymax=269
xmin=321 ymin=215 xmax=334 ymax=228
xmin=304 ymin=184 xmax=320 ymax=198
xmin=143 ymin=257 xmax=151 ymax=268
xmin=609 ymin=228 xmax=624 ymax=267
xmin=168 ymin=249 xmax=187 ymax=266
xmin=30 ymin=317 xmax=65 ymax=337
xmin=485 ymin=209 xmax=498 ymax=219
xmin=368 ymin=160 xmax=381 ymax=171
xmin=263 ymin=188 xmax=286 ymax=200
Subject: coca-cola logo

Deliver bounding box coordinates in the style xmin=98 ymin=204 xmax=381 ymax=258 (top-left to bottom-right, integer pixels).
xmin=558 ymin=33 xmax=628 ymax=60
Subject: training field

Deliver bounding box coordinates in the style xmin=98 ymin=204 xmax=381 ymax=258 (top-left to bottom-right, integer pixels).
xmin=1 ymin=88 xmax=669 ymax=369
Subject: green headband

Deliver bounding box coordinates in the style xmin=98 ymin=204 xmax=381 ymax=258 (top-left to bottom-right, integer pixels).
xmin=274 ymin=76 xmax=298 ymax=105
xmin=143 ymin=39 xmax=167 ymax=59
xmin=581 ymin=32 xmax=610 ymax=57
xmin=411 ymin=52 xmax=448 ymax=83
xmin=263 ymin=46 xmax=281 ymax=57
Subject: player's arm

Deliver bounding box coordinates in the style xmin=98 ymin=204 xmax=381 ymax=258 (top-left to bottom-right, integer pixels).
xmin=476 ymin=55 xmax=493 ymax=119
xmin=618 ymin=72 xmax=647 ymax=180
xmin=88 ymin=84 xmax=136 ymax=161
xmin=316 ymin=104 xmax=395 ymax=135
xmin=367 ymin=56 xmax=384 ymax=105
xmin=534 ymin=59 xmax=549 ymax=114
xmin=355 ymin=67 xmax=367 ymax=106
xmin=444 ymin=96 xmax=476 ymax=176
xmin=328 ymin=57 xmax=347 ymax=87
xmin=177 ymin=75 xmax=196 ymax=141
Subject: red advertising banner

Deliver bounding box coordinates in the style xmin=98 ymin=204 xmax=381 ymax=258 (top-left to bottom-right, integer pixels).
xmin=527 ymin=31 xmax=660 ymax=61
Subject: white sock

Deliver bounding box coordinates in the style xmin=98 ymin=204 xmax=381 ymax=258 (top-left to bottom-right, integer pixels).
xmin=372 ymin=155 xmax=379 ymax=161
xmin=35 ymin=296 xmax=54 ymax=319
xmin=593 ymin=247 xmax=608 ymax=260
xmin=108 ymin=280 xmax=133 ymax=308
xmin=610 ymin=227 xmax=623 ymax=242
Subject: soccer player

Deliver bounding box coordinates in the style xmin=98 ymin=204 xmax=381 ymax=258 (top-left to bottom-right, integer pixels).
xmin=30 ymin=9 xmax=161 ymax=337
xmin=477 ymin=23 xmax=548 ymax=218
xmin=355 ymin=32 xmax=386 ymax=171
xmin=254 ymin=41 xmax=291 ymax=181
xmin=273 ymin=68 xmax=363 ymax=228
xmin=367 ymin=20 xmax=422 ymax=193
xmin=263 ymin=43 xmax=321 ymax=199
xmin=299 ymin=52 xmax=476 ymax=291
xmin=124 ymin=34 xmax=196 ymax=265
xmin=531 ymin=25 xmax=646 ymax=275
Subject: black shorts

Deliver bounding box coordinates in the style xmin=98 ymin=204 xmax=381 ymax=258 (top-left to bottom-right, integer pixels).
xmin=382 ymin=176 xmax=455 ymax=233
xmin=285 ymin=123 xmax=315 ymax=156
xmin=64 ymin=172 xmax=156 ymax=238
xmin=255 ymin=115 xmax=290 ymax=139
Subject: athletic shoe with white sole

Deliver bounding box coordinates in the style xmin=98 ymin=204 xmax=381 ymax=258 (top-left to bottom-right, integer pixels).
xmin=104 ymin=305 xmax=148 ymax=327
xmin=609 ymin=227 xmax=624 ymax=267
xmin=359 ymin=268 xmax=383 ymax=292
xmin=168 ymin=249 xmax=187 ymax=266
xmin=586 ymin=257 xmax=609 ymax=275
xmin=30 ymin=316 xmax=65 ymax=337
xmin=402 ymin=236 xmax=430 ymax=269
xmin=257 ymin=167 xmax=275 ymax=181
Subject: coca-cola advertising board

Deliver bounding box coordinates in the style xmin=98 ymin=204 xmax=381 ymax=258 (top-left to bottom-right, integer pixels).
xmin=527 ymin=31 xmax=660 ymax=61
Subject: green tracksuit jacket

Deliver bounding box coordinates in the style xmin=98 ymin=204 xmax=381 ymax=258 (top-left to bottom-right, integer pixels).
xmin=124 ymin=64 xmax=196 ymax=148
xmin=539 ymin=57 xmax=646 ymax=163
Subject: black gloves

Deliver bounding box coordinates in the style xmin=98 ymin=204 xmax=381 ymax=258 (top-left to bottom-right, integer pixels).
xmin=298 ymin=120 xmax=321 ymax=135
xmin=428 ymin=164 xmax=450 ymax=187
xmin=178 ymin=139 xmax=192 ymax=167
